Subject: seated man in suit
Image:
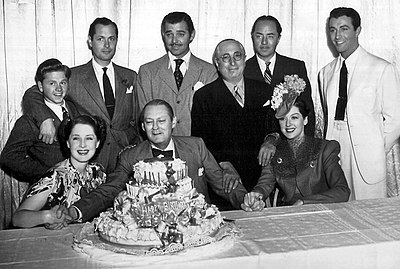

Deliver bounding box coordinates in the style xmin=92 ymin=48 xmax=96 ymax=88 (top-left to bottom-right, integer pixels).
xmin=191 ymin=39 xmax=279 ymax=209
xmin=136 ymin=11 xmax=218 ymax=136
xmin=58 ymin=99 xmax=246 ymax=222
xmin=22 ymin=17 xmax=141 ymax=174
xmin=244 ymin=15 xmax=316 ymax=166
xmin=0 ymin=58 xmax=78 ymax=184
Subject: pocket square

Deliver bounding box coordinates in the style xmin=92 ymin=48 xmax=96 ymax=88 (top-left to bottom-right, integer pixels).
xmin=126 ymin=85 xmax=134 ymax=94
xmin=193 ymin=81 xmax=204 ymax=92
xmin=263 ymin=100 xmax=271 ymax=107
xmin=198 ymin=167 xmax=204 ymax=177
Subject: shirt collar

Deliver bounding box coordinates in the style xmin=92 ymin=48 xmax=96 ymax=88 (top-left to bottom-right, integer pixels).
xmin=92 ymin=58 xmax=114 ymax=75
xmin=256 ymin=52 xmax=277 ymax=74
xmin=223 ymin=77 xmax=245 ymax=95
xmin=167 ymin=51 xmax=191 ymax=71
xmin=337 ymin=45 xmax=360 ymax=76
xmin=44 ymin=99 xmax=66 ymax=121
xmin=151 ymin=138 xmax=175 ymax=157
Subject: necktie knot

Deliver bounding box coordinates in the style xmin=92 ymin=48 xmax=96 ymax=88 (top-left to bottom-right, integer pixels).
xmin=174 ymin=59 xmax=184 ymax=90
xmin=103 ymin=67 xmax=107 ymax=73
xmin=334 ymin=60 xmax=348 ymax=120
xmin=152 ymin=148 xmax=173 ymax=158
xmin=61 ymin=106 xmax=70 ymax=122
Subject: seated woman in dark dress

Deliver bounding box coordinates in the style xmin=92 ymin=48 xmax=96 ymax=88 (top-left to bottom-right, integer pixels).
xmin=242 ymin=89 xmax=350 ymax=211
xmin=13 ymin=115 xmax=107 ymax=228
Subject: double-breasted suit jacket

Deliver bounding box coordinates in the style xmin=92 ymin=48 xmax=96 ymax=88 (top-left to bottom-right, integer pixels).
xmin=73 ymin=136 xmax=247 ymax=222
xmin=253 ymin=137 xmax=350 ymax=205
xmin=23 ymin=61 xmax=141 ymax=173
xmin=0 ymin=94 xmax=79 ymax=184
xmin=244 ymin=53 xmax=315 ymax=136
xmin=136 ymin=54 xmax=218 ymax=136
xmin=317 ymin=46 xmax=400 ymax=184
xmin=191 ymin=77 xmax=279 ymax=191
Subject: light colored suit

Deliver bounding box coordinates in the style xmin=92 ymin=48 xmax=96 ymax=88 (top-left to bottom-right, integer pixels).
xmin=317 ymin=46 xmax=400 ymax=189
xmin=73 ymin=136 xmax=247 ymax=222
xmin=136 ymin=54 xmax=217 ymax=136
xmin=22 ymin=61 xmax=141 ymax=173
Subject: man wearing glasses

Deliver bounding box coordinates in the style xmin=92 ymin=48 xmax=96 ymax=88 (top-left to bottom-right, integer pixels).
xmin=191 ymin=39 xmax=278 ymax=210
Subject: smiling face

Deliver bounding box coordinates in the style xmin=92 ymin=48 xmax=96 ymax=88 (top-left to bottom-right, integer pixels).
xmin=279 ymin=105 xmax=308 ymax=140
xmin=38 ymin=71 xmax=68 ymax=105
xmin=251 ymin=19 xmax=281 ymax=61
xmin=142 ymin=104 xmax=176 ymax=149
xmin=329 ymin=15 xmax=360 ymax=59
xmin=215 ymin=40 xmax=246 ymax=84
xmin=67 ymin=123 xmax=100 ymax=169
xmin=162 ymin=21 xmax=195 ymax=58
xmin=88 ymin=23 xmax=117 ymax=66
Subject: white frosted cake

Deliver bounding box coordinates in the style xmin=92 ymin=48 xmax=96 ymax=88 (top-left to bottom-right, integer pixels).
xmin=94 ymin=158 xmax=224 ymax=249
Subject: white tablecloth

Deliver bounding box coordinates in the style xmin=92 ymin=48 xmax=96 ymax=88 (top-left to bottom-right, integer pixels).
xmin=2 ymin=197 xmax=400 ymax=268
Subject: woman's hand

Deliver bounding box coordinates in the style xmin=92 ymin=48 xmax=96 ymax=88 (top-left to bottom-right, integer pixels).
xmin=241 ymin=192 xmax=265 ymax=211
xmin=44 ymin=205 xmax=72 ymax=230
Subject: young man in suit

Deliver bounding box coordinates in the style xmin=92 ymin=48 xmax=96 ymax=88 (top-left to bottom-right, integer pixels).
xmin=317 ymin=7 xmax=400 ymax=199
xmin=58 ymin=99 xmax=246 ymax=223
xmin=22 ymin=17 xmax=141 ymax=174
xmin=244 ymin=16 xmax=316 ymax=167
xmin=0 ymin=59 xmax=78 ymax=184
xmin=136 ymin=11 xmax=218 ymax=136
xmin=191 ymin=39 xmax=279 ymax=209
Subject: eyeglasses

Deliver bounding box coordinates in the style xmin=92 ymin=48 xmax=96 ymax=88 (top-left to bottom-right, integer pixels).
xmin=218 ymin=52 xmax=245 ymax=63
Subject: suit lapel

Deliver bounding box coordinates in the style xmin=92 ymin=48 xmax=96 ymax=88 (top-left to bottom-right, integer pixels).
xmin=180 ymin=54 xmax=200 ymax=93
xmin=81 ymin=63 xmax=109 ymax=119
xmin=272 ymin=54 xmax=285 ymax=86
xmin=159 ymin=55 xmax=179 ymax=95
xmin=246 ymin=55 xmax=264 ymax=81
xmin=113 ymin=65 xmax=126 ymax=120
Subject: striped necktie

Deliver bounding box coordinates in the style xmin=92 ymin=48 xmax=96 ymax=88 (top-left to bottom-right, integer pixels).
xmin=264 ymin=61 xmax=272 ymax=84
xmin=234 ymin=85 xmax=244 ymax=107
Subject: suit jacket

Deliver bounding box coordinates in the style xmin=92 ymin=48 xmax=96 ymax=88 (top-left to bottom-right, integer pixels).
xmin=253 ymin=137 xmax=350 ymax=204
xmin=0 ymin=97 xmax=78 ymax=184
xmin=22 ymin=61 xmax=141 ymax=173
xmin=73 ymin=136 xmax=247 ymax=222
xmin=191 ymin=77 xmax=279 ymax=191
xmin=136 ymin=53 xmax=218 ymax=136
xmin=244 ymin=53 xmax=315 ymax=136
xmin=317 ymin=46 xmax=400 ymax=184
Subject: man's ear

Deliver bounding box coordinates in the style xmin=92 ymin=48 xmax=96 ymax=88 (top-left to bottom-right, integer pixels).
xmin=172 ymin=116 xmax=177 ymax=129
xmin=141 ymin=122 xmax=145 ymax=132
xmin=189 ymin=29 xmax=196 ymax=43
xmin=38 ymin=81 xmax=44 ymax=92
xmin=87 ymin=36 xmax=93 ymax=50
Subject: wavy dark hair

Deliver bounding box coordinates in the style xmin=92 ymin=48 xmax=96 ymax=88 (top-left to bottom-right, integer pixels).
xmin=293 ymin=98 xmax=310 ymax=119
xmin=34 ymin=58 xmax=71 ymax=84
xmin=58 ymin=115 xmax=107 ymax=159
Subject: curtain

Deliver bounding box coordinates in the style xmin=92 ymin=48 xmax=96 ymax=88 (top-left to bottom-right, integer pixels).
xmin=1 ymin=0 xmax=399 ymax=229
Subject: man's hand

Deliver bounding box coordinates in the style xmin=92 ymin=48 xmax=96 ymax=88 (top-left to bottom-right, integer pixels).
xmin=258 ymin=139 xmax=277 ymax=166
xmin=39 ymin=118 xmax=56 ymax=144
xmin=219 ymin=161 xmax=242 ymax=193
xmin=44 ymin=205 xmax=73 ymax=230
xmin=241 ymin=192 xmax=265 ymax=211
xmin=56 ymin=205 xmax=78 ymax=223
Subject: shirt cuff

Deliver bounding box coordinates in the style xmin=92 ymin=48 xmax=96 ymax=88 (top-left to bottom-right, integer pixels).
xmin=71 ymin=205 xmax=83 ymax=223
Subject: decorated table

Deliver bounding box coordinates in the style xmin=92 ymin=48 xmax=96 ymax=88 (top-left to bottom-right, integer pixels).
xmin=1 ymin=197 xmax=400 ymax=269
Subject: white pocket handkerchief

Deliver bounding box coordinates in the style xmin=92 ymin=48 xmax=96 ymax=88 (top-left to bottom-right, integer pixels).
xmin=198 ymin=167 xmax=204 ymax=177
xmin=126 ymin=85 xmax=134 ymax=94
xmin=263 ymin=100 xmax=271 ymax=107
xmin=193 ymin=81 xmax=204 ymax=92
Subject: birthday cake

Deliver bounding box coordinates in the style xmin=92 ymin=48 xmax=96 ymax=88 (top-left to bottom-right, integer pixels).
xmin=94 ymin=158 xmax=224 ymax=250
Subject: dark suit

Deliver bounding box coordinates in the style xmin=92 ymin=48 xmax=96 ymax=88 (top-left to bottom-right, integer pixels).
xmin=73 ymin=136 xmax=247 ymax=222
xmin=244 ymin=54 xmax=315 ymax=136
xmin=253 ymin=137 xmax=350 ymax=205
xmin=0 ymin=96 xmax=78 ymax=184
xmin=191 ymin=77 xmax=279 ymax=192
xmin=22 ymin=61 xmax=141 ymax=173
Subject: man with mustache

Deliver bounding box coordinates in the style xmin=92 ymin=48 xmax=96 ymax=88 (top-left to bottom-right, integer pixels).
xmin=136 ymin=11 xmax=217 ymax=136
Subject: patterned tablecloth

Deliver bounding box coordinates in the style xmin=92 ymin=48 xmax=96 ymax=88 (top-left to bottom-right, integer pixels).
xmin=1 ymin=197 xmax=400 ymax=269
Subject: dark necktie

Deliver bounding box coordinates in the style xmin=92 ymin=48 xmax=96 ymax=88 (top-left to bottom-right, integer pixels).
xmin=334 ymin=61 xmax=348 ymax=120
xmin=174 ymin=59 xmax=184 ymax=90
xmin=61 ymin=106 xmax=70 ymax=122
xmin=264 ymin=61 xmax=272 ymax=84
xmin=152 ymin=148 xmax=173 ymax=158
xmin=102 ymin=67 xmax=115 ymax=119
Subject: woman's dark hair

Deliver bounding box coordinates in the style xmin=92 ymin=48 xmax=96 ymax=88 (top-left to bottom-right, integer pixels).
xmin=58 ymin=115 xmax=107 ymax=159
xmin=293 ymin=98 xmax=310 ymax=119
